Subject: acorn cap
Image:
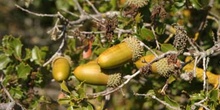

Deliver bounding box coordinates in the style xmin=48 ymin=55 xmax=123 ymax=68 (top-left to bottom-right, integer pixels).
xmin=152 ymin=58 xmax=175 ymax=77
xmin=52 ymin=55 xmax=72 ymax=67
xmin=126 ymin=0 xmax=148 ymax=8
xmin=123 ymin=37 xmax=143 ymax=61
xmin=107 ymin=73 xmax=122 ymax=87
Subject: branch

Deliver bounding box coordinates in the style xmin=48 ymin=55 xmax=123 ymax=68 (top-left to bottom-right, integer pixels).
xmin=43 ymin=37 xmax=65 ymax=67
xmin=87 ymin=70 xmax=141 ymax=98
xmin=193 ymin=97 xmax=210 ymax=110
xmin=15 ymin=4 xmax=57 ymax=17
xmin=73 ymin=0 xmax=85 ymax=15
xmin=85 ymin=0 xmax=100 ymax=15
xmin=134 ymin=93 xmax=181 ymax=110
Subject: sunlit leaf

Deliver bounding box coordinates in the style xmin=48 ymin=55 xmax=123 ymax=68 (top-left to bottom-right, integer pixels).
xmin=139 ymin=28 xmax=154 ymax=41
xmin=190 ymin=92 xmax=205 ymax=101
xmin=160 ymin=43 xmax=177 ymax=52
xmin=58 ymin=98 xmax=71 ymax=105
xmin=23 ymin=48 xmax=32 ymax=61
xmin=67 ymin=106 xmax=74 ymax=110
xmin=13 ymin=38 xmax=23 ymax=60
xmin=167 ymin=75 xmax=176 ymax=84
xmin=0 ymin=54 xmax=11 ymax=70
xmin=31 ymin=46 xmax=47 ymax=65
xmin=31 ymin=46 xmax=40 ymax=63
xmin=16 ymin=62 xmax=31 ymax=80
xmin=146 ymin=90 xmax=156 ymax=96
xmin=135 ymin=13 xmax=142 ymax=24
xmin=9 ymin=87 xmax=23 ymax=99
xmin=2 ymin=35 xmax=23 ymax=59
xmin=155 ymin=23 xmax=165 ymax=35
xmin=60 ymin=81 xmax=71 ymax=93
xmin=94 ymin=47 xmax=106 ymax=55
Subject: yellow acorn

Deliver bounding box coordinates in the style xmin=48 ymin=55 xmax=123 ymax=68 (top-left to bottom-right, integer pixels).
xmin=52 ymin=55 xmax=71 ymax=82
xmin=73 ymin=61 xmax=121 ymax=87
xmin=98 ymin=37 xmax=143 ymax=69
xmin=134 ymin=54 xmax=156 ymax=69
xmin=183 ymin=57 xmax=220 ymax=88
xmin=135 ymin=54 xmax=181 ymax=77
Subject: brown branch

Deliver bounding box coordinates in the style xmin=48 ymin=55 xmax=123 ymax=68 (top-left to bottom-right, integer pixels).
xmin=15 ymin=4 xmax=58 ymax=17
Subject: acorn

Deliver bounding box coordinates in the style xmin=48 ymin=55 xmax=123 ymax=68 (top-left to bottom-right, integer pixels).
xmin=183 ymin=57 xmax=220 ymax=88
xmin=52 ymin=55 xmax=71 ymax=82
xmin=135 ymin=54 xmax=181 ymax=77
xmin=98 ymin=37 xmax=143 ymax=69
xmin=73 ymin=61 xmax=121 ymax=87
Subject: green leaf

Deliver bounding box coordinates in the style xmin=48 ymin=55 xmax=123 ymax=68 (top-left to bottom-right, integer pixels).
xmin=135 ymin=13 xmax=142 ymax=24
xmin=155 ymin=23 xmax=165 ymax=35
xmin=146 ymin=90 xmax=156 ymax=96
xmin=13 ymin=39 xmax=23 ymax=60
xmin=56 ymin=0 xmax=74 ymax=11
xmin=16 ymin=62 xmax=31 ymax=80
xmin=190 ymin=92 xmax=205 ymax=101
xmin=160 ymin=43 xmax=177 ymax=52
xmin=4 ymin=65 xmax=14 ymax=75
xmin=60 ymin=81 xmax=71 ymax=93
xmin=0 ymin=54 xmax=11 ymax=70
xmin=67 ymin=106 xmax=74 ymax=110
xmin=9 ymin=87 xmax=23 ymax=99
xmin=23 ymin=48 xmax=32 ymax=61
xmin=58 ymin=97 xmax=71 ymax=105
xmin=164 ymin=95 xmax=180 ymax=109
xmin=167 ymin=75 xmax=176 ymax=84
xmin=139 ymin=28 xmax=154 ymax=41
xmin=86 ymin=103 xmax=94 ymax=110
xmin=94 ymin=47 xmax=107 ymax=55
xmin=209 ymin=89 xmax=219 ymax=102
xmin=31 ymin=46 xmax=47 ymax=65
xmin=190 ymin=0 xmax=209 ymax=9
xmin=2 ymin=35 xmax=23 ymax=59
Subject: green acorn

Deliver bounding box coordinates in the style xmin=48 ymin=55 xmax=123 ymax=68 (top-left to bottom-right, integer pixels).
xmin=52 ymin=55 xmax=71 ymax=81
xmin=73 ymin=61 xmax=121 ymax=87
xmin=98 ymin=37 xmax=143 ymax=69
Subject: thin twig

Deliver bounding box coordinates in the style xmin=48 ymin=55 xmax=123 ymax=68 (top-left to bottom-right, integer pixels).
xmin=15 ymin=4 xmax=57 ymax=17
xmin=43 ymin=38 xmax=65 ymax=67
xmin=151 ymin=26 xmax=160 ymax=49
xmin=193 ymin=97 xmax=210 ymax=110
xmin=87 ymin=70 xmax=141 ymax=98
xmin=140 ymin=41 xmax=158 ymax=57
xmin=60 ymin=9 xmax=79 ymax=17
xmin=135 ymin=93 xmax=181 ymax=110
xmin=85 ymin=0 xmax=100 ymax=15
xmin=73 ymin=0 xmax=85 ymax=15
xmin=202 ymin=57 xmax=208 ymax=91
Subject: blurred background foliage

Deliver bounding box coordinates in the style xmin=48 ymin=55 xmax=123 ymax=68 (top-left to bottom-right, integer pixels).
xmin=1 ymin=0 xmax=220 ymax=110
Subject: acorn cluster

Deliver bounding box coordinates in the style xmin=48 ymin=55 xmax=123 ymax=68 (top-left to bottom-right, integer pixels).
xmin=72 ymin=37 xmax=143 ymax=87
xmin=51 ymin=36 xmax=182 ymax=86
